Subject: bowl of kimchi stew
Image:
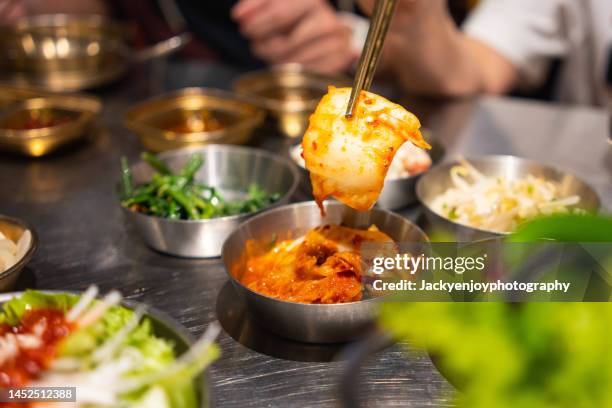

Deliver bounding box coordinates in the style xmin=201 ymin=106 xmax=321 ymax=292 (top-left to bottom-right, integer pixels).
xmin=222 ymin=201 xmax=428 ymax=343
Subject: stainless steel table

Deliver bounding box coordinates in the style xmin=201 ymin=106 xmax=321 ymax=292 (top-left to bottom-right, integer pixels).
xmin=1 ymin=62 xmax=610 ymax=408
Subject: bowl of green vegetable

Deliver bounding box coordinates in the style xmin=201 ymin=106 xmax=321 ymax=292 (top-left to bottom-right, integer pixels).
xmin=119 ymin=145 xmax=299 ymax=257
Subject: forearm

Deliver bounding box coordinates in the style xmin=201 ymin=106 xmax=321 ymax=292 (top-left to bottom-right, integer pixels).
xmin=383 ymin=6 xmax=516 ymax=97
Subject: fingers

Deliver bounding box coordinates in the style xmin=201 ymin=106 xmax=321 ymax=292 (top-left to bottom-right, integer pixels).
xmin=291 ymin=37 xmax=352 ymax=74
xmin=358 ymin=0 xmax=424 ymax=16
xmin=234 ymin=0 xmax=353 ymax=74
xmin=356 ymin=0 xmax=375 ymax=14
xmin=259 ymin=22 xmax=352 ymax=74
xmin=252 ymin=10 xmax=346 ymax=63
xmin=231 ymin=0 xmax=267 ymax=20
xmin=232 ymin=0 xmax=318 ymax=41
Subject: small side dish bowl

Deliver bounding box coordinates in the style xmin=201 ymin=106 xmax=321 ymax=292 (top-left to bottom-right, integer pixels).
xmin=124 ymin=88 xmax=265 ymax=152
xmin=0 ymin=85 xmax=52 ymax=109
xmin=288 ymin=136 xmax=445 ymax=210
xmin=233 ymin=64 xmax=350 ymax=138
xmin=416 ymin=155 xmax=601 ymax=240
xmin=0 ymin=291 xmax=210 ymax=407
xmin=221 ymin=201 xmax=428 ymax=343
xmin=0 ymin=215 xmax=37 ymax=292
xmin=122 ymin=145 xmax=299 ymax=258
xmin=0 ymin=94 xmax=101 ymax=156
xmin=0 ymin=14 xmax=129 ymax=91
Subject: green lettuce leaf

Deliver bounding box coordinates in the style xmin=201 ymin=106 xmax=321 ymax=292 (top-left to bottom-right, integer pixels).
xmin=0 ymin=290 xmax=79 ymax=326
xmin=380 ymin=214 xmax=612 ymax=407
xmin=59 ymin=305 xmax=136 ymax=357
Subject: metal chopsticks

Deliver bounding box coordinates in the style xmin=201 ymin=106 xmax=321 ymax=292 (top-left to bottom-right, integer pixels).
xmin=345 ymin=0 xmax=398 ymax=118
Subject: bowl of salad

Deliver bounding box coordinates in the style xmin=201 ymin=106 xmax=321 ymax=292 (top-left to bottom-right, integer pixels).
xmin=119 ymin=145 xmax=299 ymax=257
xmin=0 ymin=286 xmax=220 ymax=407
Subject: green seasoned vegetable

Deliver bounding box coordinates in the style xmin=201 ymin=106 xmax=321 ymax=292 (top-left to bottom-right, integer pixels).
xmin=142 ymin=151 xmax=172 ymax=175
xmin=121 ymin=152 xmax=281 ymax=220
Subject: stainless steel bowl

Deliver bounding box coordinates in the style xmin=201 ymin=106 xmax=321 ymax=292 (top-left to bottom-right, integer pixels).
xmin=124 ymin=88 xmax=265 ymax=152
xmin=0 ymin=291 xmax=210 ymax=407
xmin=416 ymin=155 xmax=601 ymax=240
xmin=0 ymin=93 xmax=101 ymax=156
xmin=232 ymin=64 xmax=351 ymax=138
xmin=221 ymin=201 xmax=428 ymax=343
xmin=288 ymin=136 xmax=445 ymax=210
xmin=0 ymin=14 xmax=189 ymax=92
xmin=0 ymin=215 xmax=37 ymax=292
xmin=122 ymin=145 xmax=299 ymax=258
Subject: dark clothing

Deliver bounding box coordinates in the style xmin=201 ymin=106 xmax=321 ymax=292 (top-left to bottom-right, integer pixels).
xmin=175 ymin=0 xmax=265 ymax=69
xmin=109 ymin=0 xmax=219 ymax=61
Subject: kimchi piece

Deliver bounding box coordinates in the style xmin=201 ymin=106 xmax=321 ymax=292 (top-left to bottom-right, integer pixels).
xmin=302 ymin=86 xmax=430 ymax=212
xmin=236 ymin=224 xmax=394 ymax=304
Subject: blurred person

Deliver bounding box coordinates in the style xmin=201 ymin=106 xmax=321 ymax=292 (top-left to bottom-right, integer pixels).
xmin=360 ymin=0 xmax=612 ymax=109
xmin=0 ymin=0 xmax=362 ymax=74
xmin=115 ymin=0 xmax=361 ymax=72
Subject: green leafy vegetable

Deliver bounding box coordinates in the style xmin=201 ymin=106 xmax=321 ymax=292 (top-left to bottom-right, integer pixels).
xmin=120 ymin=153 xmax=280 ymax=220
xmin=0 ymin=290 xmax=79 ymax=325
xmin=380 ymin=214 xmax=612 ymax=408
xmin=381 ymin=302 xmax=612 ymax=408
xmin=509 ymin=213 xmax=612 ymax=242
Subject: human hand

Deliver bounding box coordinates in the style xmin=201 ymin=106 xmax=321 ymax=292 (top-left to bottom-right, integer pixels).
xmin=358 ymin=0 xmax=449 ymax=43
xmin=356 ymin=0 xmax=456 ymax=81
xmin=358 ymin=0 xmax=447 ymax=24
xmin=232 ymin=0 xmax=354 ymax=74
xmin=357 ymin=0 xmax=516 ymax=97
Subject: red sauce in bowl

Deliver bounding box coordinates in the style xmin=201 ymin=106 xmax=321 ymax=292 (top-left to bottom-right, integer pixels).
xmin=0 ymin=308 xmax=74 ymax=396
